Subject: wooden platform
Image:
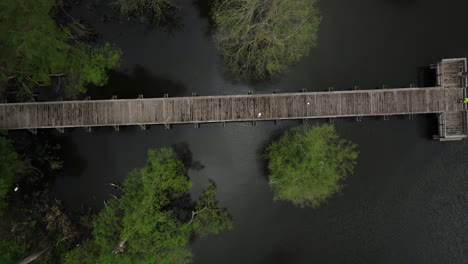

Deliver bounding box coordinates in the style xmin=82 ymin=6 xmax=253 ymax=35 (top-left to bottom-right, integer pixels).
xmin=0 ymin=87 xmax=464 ymax=130
xmin=435 ymin=58 xmax=468 ymax=141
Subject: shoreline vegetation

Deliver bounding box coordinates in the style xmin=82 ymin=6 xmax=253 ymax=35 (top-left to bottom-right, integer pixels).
xmin=0 ymin=0 xmax=122 ymax=100
xmin=63 ymin=148 xmax=232 ymax=264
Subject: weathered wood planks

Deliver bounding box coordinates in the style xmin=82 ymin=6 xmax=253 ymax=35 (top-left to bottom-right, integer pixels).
xmin=0 ymin=87 xmax=464 ymax=130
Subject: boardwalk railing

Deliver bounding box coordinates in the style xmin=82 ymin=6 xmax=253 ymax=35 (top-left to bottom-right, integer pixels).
xmin=0 ymin=59 xmax=467 ymax=141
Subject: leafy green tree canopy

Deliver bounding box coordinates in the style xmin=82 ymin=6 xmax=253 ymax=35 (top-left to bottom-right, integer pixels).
xmin=113 ymin=0 xmax=174 ymax=22
xmin=0 ymin=0 xmax=122 ymax=98
xmin=64 ymin=148 xmax=232 ymax=264
xmin=0 ymin=136 xmax=18 ymax=215
xmin=212 ymin=0 xmax=321 ymax=79
xmin=265 ymin=124 xmax=358 ymax=208
xmin=0 ymin=240 xmax=25 ymax=264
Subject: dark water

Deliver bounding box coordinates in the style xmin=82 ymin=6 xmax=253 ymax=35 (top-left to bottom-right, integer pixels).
xmin=50 ymin=0 xmax=467 ymax=263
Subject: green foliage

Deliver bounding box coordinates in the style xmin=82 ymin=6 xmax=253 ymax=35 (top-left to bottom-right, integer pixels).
xmin=191 ymin=180 xmax=232 ymax=237
xmin=265 ymin=124 xmax=358 ymax=208
xmin=0 ymin=240 xmax=25 ymax=264
xmin=0 ymin=137 xmax=18 ymax=215
xmin=113 ymin=0 xmax=174 ymax=22
xmin=0 ymin=0 xmax=122 ymax=98
xmin=62 ymin=240 xmax=101 ymax=264
xmin=212 ymin=0 xmax=322 ymax=79
xmin=64 ymin=148 xmax=232 ymax=264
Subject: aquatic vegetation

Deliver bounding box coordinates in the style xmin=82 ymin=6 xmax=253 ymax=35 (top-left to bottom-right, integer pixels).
xmin=265 ymin=124 xmax=358 ymax=208
xmin=213 ymin=0 xmax=322 ymax=79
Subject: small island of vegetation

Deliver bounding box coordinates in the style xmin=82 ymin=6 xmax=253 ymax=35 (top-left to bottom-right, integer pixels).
xmin=212 ymin=0 xmax=322 ymax=79
xmin=265 ymin=124 xmax=358 ymax=208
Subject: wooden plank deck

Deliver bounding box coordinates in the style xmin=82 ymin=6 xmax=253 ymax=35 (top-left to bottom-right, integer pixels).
xmin=0 ymin=87 xmax=464 ymax=130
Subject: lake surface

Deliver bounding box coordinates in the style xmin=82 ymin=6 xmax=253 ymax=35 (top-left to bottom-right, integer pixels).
xmin=50 ymin=0 xmax=467 ymax=263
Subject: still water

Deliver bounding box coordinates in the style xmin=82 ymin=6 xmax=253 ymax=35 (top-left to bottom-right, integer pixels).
xmin=51 ymin=0 xmax=467 ymax=263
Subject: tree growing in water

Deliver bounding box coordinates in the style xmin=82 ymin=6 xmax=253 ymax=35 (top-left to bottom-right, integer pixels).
xmin=265 ymin=124 xmax=358 ymax=208
xmin=113 ymin=0 xmax=175 ymax=22
xmin=212 ymin=0 xmax=321 ymax=79
xmin=0 ymin=0 xmax=122 ymax=98
xmin=64 ymin=148 xmax=232 ymax=264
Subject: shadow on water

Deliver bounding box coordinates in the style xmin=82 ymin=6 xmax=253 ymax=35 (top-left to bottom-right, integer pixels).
xmin=262 ymin=247 xmax=296 ymax=264
xmin=192 ymin=0 xmax=216 ymax=36
xmin=172 ymin=142 xmax=205 ymax=171
xmin=8 ymin=130 xmax=86 ymax=182
xmin=86 ymin=65 xmax=187 ymax=99
xmin=417 ymin=66 xmax=437 ymax=87
xmin=142 ymin=8 xmax=184 ymax=35
xmin=55 ymin=134 xmax=87 ymax=179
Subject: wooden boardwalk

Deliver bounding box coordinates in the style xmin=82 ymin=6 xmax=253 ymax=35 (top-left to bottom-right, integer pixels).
xmin=0 ymin=58 xmax=466 ymax=141
xmin=0 ymin=87 xmax=464 ymax=127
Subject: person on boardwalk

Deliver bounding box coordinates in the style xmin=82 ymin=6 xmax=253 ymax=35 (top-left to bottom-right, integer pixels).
xmin=459 ymin=98 xmax=468 ymax=103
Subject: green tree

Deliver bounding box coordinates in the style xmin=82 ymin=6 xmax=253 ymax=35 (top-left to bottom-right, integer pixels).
xmin=212 ymin=0 xmax=321 ymax=79
xmin=64 ymin=148 xmax=232 ymax=264
xmin=0 ymin=136 xmax=18 ymax=215
xmin=113 ymin=0 xmax=175 ymax=22
xmin=265 ymin=124 xmax=358 ymax=208
xmin=0 ymin=0 xmax=122 ymax=98
xmin=0 ymin=239 xmax=25 ymax=264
